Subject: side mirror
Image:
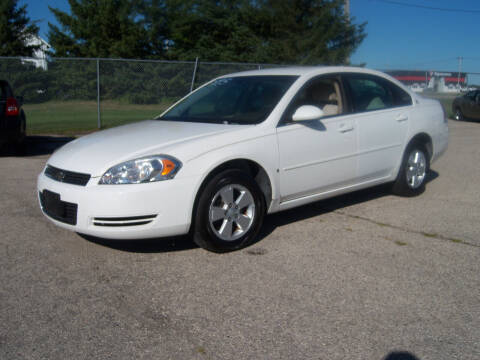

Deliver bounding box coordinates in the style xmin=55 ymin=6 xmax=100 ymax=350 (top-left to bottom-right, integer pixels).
xmin=292 ymin=105 xmax=324 ymax=122
xmin=16 ymin=95 xmax=24 ymax=106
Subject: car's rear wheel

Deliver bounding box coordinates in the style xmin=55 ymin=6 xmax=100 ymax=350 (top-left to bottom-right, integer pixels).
xmin=392 ymin=143 xmax=430 ymax=196
xmin=193 ymin=169 xmax=265 ymax=253
xmin=454 ymin=107 xmax=464 ymax=121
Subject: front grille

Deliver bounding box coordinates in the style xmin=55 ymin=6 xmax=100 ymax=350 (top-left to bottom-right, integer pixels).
xmin=45 ymin=165 xmax=91 ymax=186
xmin=93 ymin=215 xmax=157 ymax=227
xmin=39 ymin=190 xmax=78 ymax=225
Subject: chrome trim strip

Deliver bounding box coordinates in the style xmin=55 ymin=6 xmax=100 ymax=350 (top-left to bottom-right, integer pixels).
xmin=283 ymin=143 xmax=402 ymax=172
xmin=280 ymin=175 xmax=392 ymax=204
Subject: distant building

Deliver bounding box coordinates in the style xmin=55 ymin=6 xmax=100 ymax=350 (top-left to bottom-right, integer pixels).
xmin=386 ymin=70 xmax=468 ymax=93
xmin=21 ymin=35 xmax=51 ymax=70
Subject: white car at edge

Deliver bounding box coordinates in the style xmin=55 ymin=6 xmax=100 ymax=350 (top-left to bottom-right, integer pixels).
xmin=37 ymin=66 xmax=448 ymax=252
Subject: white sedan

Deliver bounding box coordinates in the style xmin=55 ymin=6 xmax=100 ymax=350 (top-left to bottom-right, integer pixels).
xmin=37 ymin=67 xmax=448 ymax=252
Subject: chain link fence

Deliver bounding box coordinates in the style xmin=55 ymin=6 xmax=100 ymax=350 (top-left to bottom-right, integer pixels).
xmin=0 ymin=56 xmax=274 ymax=135
xmin=1 ymin=56 xmax=476 ymax=134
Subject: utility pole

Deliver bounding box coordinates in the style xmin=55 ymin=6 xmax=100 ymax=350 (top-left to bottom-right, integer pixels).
xmin=345 ymin=0 xmax=350 ymax=64
xmin=457 ymin=56 xmax=463 ymax=92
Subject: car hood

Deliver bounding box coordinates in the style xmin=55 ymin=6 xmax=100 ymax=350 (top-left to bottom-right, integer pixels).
xmin=47 ymin=120 xmax=241 ymax=176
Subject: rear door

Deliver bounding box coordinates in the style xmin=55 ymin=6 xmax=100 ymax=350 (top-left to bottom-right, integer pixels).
xmin=342 ymin=73 xmax=413 ymax=182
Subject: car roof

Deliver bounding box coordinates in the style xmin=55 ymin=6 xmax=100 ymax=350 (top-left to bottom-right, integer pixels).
xmin=218 ymin=66 xmax=415 ymax=99
xmin=221 ymin=66 xmax=388 ymax=78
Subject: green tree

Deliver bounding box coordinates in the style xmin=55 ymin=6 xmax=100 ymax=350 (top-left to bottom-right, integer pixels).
xmin=132 ymin=0 xmax=170 ymax=59
xmin=48 ymin=0 xmax=365 ymax=64
xmin=252 ymin=0 xmax=366 ymax=65
xmin=144 ymin=0 xmax=365 ymax=65
xmin=48 ymin=0 xmax=150 ymax=58
xmin=163 ymin=0 xmax=260 ymax=62
xmin=0 ymin=0 xmax=40 ymax=56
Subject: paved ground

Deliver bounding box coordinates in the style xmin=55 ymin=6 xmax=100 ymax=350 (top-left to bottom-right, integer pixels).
xmin=1 ymin=121 xmax=479 ymax=360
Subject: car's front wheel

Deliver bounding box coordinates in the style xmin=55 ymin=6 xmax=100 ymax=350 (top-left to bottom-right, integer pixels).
xmin=193 ymin=169 xmax=265 ymax=253
xmin=392 ymin=143 xmax=430 ymax=196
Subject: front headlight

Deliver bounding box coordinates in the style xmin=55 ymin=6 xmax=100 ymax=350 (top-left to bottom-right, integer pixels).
xmin=99 ymin=155 xmax=182 ymax=185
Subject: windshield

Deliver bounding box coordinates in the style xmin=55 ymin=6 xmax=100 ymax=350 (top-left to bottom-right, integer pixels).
xmin=159 ymin=75 xmax=298 ymax=125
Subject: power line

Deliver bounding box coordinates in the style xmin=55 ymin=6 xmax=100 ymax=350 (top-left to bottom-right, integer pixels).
xmin=400 ymin=57 xmax=458 ymax=67
xmin=370 ymin=0 xmax=480 ymax=13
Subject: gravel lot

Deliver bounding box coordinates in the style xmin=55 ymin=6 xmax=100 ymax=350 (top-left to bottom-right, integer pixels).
xmin=1 ymin=120 xmax=479 ymax=360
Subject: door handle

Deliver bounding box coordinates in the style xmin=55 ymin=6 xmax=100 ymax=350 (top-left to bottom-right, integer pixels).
xmin=396 ymin=114 xmax=408 ymax=122
xmin=338 ymin=123 xmax=354 ymax=133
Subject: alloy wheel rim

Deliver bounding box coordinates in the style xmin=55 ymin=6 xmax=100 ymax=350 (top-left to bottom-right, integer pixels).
xmin=406 ymin=150 xmax=427 ymax=189
xmin=208 ymin=184 xmax=255 ymax=241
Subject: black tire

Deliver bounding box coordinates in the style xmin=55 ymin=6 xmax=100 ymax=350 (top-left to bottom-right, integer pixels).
xmin=392 ymin=143 xmax=430 ymax=197
xmin=454 ymin=107 xmax=464 ymax=121
xmin=14 ymin=115 xmax=26 ymax=154
xmin=193 ymin=169 xmax=265 ymax=253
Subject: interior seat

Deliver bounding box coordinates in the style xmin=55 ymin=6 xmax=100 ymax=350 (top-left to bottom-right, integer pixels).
xmin=323 ymin=93 xmax=339 ymax=116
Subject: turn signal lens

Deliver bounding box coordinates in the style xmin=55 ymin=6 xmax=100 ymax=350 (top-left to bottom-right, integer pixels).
xmin=161 ymin=159 xmax=176 ymax=176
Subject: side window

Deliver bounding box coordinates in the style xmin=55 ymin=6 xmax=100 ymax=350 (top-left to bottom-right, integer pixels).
xmin=345 ymin=74 xmax=412 ymax=112
xmin=466 ymin=91 xmax=476 ymax=100
xmin=345 ymin=76 xmax=393 ymax=112
xmin=281 ymin=77 xmax=343 ymax=123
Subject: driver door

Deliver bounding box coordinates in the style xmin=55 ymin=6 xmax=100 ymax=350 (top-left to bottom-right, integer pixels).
xmin=276 ymin=76 xmax=356 ymax=203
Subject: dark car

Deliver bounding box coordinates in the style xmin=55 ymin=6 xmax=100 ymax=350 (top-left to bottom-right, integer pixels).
xmin=452 ymin=90 xmax=480 ymax=121
xmin=0 ymin=80 xmax=26 ymax=153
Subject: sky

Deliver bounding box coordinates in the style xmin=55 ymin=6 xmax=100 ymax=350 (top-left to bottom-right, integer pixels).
xmin=20 ymin=0 xmax=480 ymax=82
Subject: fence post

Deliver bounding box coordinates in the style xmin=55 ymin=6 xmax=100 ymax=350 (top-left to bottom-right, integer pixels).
xmin=96 ymin=58 xmax=101 ymax=129
xmin=190 ymin=57 xmax=199 ymax=93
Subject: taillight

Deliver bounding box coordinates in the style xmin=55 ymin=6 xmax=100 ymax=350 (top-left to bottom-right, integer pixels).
xmin=5 ymin=97 xmax=19 ymax=116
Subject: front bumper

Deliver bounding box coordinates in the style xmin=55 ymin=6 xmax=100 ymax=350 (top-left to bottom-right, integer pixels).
xmin=37 ymin=171 xmax=198 ymax=239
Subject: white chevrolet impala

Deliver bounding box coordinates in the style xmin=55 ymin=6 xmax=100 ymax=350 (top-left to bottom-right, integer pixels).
xmin=37 ymin=67 xmax=448 ymax=252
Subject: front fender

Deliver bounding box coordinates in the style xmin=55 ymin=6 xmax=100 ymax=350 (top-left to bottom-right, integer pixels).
xmin=179 ymin=132 xmax=280 ymax=219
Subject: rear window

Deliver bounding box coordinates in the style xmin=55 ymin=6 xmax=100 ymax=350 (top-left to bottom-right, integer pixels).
xmin=1 ymin=83 xmax=7 ymax=100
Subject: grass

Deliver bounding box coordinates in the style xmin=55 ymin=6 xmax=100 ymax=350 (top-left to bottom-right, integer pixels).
xmin=23 ymin=100 xmax=175 ymax=135
xmin=421 ymin=231 xmax=439 ymax=238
